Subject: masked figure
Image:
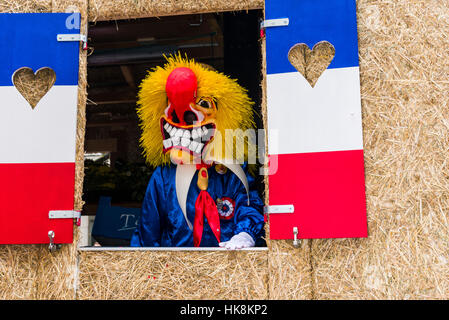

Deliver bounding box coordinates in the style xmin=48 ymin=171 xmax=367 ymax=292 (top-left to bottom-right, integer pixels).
xmin=130 ymin=55 xmax=264 ymax=248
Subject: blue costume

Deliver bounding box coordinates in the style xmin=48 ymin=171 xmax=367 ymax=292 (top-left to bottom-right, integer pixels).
xmin=130 ymin=164 xmax=264 ymax=247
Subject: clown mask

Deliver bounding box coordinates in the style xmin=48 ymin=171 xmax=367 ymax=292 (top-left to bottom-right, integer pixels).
xmin=161 ymin=67 xmax=217 ymax=164
xmin=137 ymin=54 xmax=256 ymax=168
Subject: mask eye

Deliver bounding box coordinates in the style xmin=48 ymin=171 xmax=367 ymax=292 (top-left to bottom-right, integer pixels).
xmin=197 ymin=98 xmax=212 ymax=109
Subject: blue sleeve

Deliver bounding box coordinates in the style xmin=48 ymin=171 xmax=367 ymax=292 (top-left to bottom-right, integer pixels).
xmin=231 ymin=165 xmax=265 ymax=242
xmin=130 ymin=167 xmax=165 ymax=247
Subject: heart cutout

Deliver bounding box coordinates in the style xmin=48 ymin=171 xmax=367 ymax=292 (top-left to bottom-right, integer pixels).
xmin=12 ymin=67 xmax=56 ymax=109
xmin=288 ymin=41 xmax=335 ymax=88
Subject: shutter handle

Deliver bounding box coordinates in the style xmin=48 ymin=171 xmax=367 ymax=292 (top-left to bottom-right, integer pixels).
xmin=48 ymin=230 xmax=57 ymax=252
xmin=293 ymin=227 xmax=301 ymax=248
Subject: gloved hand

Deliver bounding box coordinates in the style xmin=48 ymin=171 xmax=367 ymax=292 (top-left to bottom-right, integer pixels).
xmin=219 ymin=232 xmax=255 ymax=250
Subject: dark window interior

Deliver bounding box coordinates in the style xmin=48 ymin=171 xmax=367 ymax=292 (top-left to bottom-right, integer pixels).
xmin=83 ymin=10 xmax=264 ymax=246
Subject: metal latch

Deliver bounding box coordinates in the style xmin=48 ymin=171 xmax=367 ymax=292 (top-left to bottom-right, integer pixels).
xmin=49 ymin=210 xmax=81 ymax=226
xmin=264 ymin=205 xmax=294 ymax=214
xmin=293 ymin=227 xmax=301 ymax=248
xmin=57 ymin=33 xmax=88 ymax=50
xmin=47 ymin=230 xmax=63 ymax=252
xmin=48 ymin=230 xmax=57 ymax=252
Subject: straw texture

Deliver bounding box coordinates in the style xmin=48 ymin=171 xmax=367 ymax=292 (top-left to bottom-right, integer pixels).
xmin=311 ymin=0 xmax=449 ymax=299
xmin=287 ymin=42 xmax=335 ymax=88
xmin=0 ymin=0 xmax=448 ymax=300
xmin=77 ymin=250 xmax=268 ymax=299
xmin=88 ymin=0 xmax=264 ymax=21
xmin=12 ymin=67 xmax=56 ymax=109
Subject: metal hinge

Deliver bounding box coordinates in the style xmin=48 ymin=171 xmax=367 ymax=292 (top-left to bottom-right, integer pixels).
xmin=259 ymin=18 xmax=289 ymax=38
xmin=260 ymin=18 xmax=289 ymax=29
xmin=49 ymin=210 xmax=81 ymax=219
xmin=57 ymin=33 xmax=87 ymax=50
xmin=49 ymin=210 xmax=81 ymax=226
xmin=264 ymin=204 xmax=294 ymax=214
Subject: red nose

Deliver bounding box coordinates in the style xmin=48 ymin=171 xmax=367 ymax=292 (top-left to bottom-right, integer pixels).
xmin=165 ymin=67 xmax=197 ymax=125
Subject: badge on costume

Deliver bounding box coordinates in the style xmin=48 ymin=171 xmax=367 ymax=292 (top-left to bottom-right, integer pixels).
xmin=216 ymin=197 xmax=235 ymax=220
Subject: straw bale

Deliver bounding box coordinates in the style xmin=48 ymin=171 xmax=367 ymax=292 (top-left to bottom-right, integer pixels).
xmin=0 ymin=0 xmax=52 ymax=12
xmin=34 ymin=231 xmax=81 ymax=299
xmin=312 ymin=81 xmax=449 ymax=299
xmin=267 ymin=236 xmax=313 ymax=300
xmin=88 ymin=0 xmax=264 ymax=22
xmin=0 ymin=245 xmax=41 ymax=299
xmin=0 ymin=238 xmax=80 ymax=300
xmin=311 ymin=0 xmax=449 ymax=299
xmin=77 ymin=250 xmax=268 ymax=299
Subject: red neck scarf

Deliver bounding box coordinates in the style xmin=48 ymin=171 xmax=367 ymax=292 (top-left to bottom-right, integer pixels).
xmin=193 ymin=163 xmax=220 ymax=247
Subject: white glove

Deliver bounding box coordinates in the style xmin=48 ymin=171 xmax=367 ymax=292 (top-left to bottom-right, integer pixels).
xmin=219 ymin=232 xmax=255 ymax=250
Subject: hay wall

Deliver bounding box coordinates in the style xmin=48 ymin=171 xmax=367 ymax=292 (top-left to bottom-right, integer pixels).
xmin=1 ymin=0 xmax=448 ymax=300
xmin=88 ymin=0 xmax=264 ymax=21
xmin=309 ymin=0 xmax=449 ymax=299
xmin=77 ymin=250 xmax=268 ymax=299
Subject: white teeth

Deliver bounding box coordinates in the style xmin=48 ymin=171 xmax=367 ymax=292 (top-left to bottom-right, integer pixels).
xmin=164 ymin=124 xmax=212 ymax=154
xmin=189 ymin=140 xmax=199 ymax=152
xmin=196 ymin=128 xmax=203 ymax=138
xmin=181 ymin=138 xmax=190 ymax=147
xmin=163 ymin=139 xmax=172 ymax=149
xmin=195 ymin=142 xmax=204 ymax=154
xmin=172 ymin=136 xmax=180 ymax=146
xmin=175 ymin=129 xmax=184 ymax=137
